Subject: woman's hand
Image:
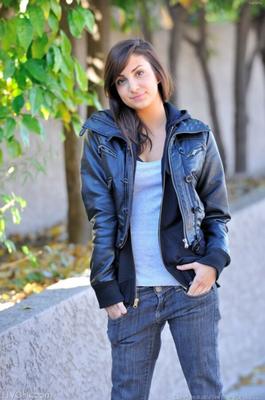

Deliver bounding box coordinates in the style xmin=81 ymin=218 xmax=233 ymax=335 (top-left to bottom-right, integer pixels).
xmin=105 ymin=301 xmax=128 ymax=320
xmin=176 ymin=262 xmax=217 ymax=296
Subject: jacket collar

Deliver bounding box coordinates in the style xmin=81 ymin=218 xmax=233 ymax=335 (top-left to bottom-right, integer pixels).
xmin=79 ymin=102 xmax=210 ymax=140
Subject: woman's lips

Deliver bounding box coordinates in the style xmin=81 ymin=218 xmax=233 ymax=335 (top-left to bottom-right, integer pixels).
xmin=131 ymin=93 xmax=145 ymax=100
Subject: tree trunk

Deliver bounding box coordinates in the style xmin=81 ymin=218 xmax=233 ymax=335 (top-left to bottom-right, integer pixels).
xmin=64 ymin=126 xmax=88 ymax=244
xmin=253 ymin=9 xmax=265 ymax=83
xmin=139 ymin=1 xmax=153 ymax=44
xmin=86 ymin=0 xmax=111 ymax=112
xmin=165 ymin=1 xmax=187 ymax=106
xmin=61 ymin=5 xmax=91 ymax=244
xmin=234 ymin=2 xmax=252 ymax=174
xmin=184 ymin=7 xmax=227 ymax=172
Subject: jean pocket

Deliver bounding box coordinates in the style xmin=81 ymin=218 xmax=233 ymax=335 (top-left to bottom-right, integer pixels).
xmin=182 ymin=285 xmax=215 ymax=299
xmin=107 ymin=305 xmax=132 ymax=322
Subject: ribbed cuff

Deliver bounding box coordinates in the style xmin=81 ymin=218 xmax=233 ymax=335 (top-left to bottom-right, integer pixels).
xmin=198 ymin=248 xmax=231 ymax=280
xmin=92 ymin=280 xmax=124 ymax=309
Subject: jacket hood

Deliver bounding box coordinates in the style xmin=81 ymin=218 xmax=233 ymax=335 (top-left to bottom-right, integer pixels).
xmin=79 ymin=101 xmax=210 ymax=140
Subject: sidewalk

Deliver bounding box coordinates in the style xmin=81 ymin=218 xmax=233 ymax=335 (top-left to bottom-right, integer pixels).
xmin=224 ymin=363 xmax=265 ymax=400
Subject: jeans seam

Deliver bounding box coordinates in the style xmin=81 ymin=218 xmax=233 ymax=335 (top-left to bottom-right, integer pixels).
xmin=142 ymin=326 xmax=158 ymax=400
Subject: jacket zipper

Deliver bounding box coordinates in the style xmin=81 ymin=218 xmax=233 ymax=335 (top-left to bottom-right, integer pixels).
xmin=97 ymin=144 xmax=117 ymax=158
xmin=157 ymin=125 xmax=174 ymax=268
xmin=168 ymin=133 xmax=190 ymax=250
xmin=119 ymin=143 xmax=139 ymax=308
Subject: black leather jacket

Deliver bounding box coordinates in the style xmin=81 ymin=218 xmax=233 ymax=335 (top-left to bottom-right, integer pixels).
xmin=80 ymin=102 xmax=231 ymax=308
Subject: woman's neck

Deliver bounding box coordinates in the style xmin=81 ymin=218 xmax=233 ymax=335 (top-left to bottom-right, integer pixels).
xmin=136 ymin=97 xmax=167 ymax=136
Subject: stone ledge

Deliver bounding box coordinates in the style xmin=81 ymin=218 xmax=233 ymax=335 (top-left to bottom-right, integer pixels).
xmin=1 ymin=194 xmax=265 ymax=399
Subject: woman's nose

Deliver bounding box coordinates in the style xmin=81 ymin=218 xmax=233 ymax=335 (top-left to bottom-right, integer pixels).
xmin=128 ymin=79 xmax=139 ymax=93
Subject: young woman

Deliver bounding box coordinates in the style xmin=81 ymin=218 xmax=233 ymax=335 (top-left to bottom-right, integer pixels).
xmin=80 ymin=38 xmax=231 ymax=400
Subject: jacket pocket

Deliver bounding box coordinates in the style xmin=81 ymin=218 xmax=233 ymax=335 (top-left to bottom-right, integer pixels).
xmin=98 ymin=144 xmax=118 ymax=158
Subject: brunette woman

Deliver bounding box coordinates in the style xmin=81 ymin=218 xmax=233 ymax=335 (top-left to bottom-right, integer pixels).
xmin=80 ymin=38 xmax=231 ymax=400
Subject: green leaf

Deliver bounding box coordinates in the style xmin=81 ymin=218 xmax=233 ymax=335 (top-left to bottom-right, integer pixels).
xmin=41 ymin=1 xmax=51 ymax=19
xmin=31 ymin=34 xmax=49 ymax=59
xmin=74 ymin=59 xmax=87 ymax=91
xmin=52 ymin=45 xmax=63 ymax=73
xmin=12 ymin=95 xmax=25 ymax=114
xmin=28 ymin=6 xmax=45 ymax=37
xmin=60 ymin=30 xmax=72 ymax=57
xmin=0 ymin=107 xmax=9 ymax=119
xmin=29 ymin=87 xmax=44 ymax=115
xmin=82 ymin=8 xmax=95 ymax=33
xmin=0 ymin=127 xmax=3 ymax=142
xmin=4 ymin=239 xmax=16 ymax=254
xmin=4 ymin=58 xmax=15 ymax=79
xmin=48 ymin=11 xmax=59 ymax=33
xmin=16 ymin=17 xmax=33 ymax=52
xmin=21 ymin=115 xmax=41 ymax=135
xmin=67 ymin=7 xmax=85 ymax=38
xmin=72 ymin=114 xmax=82 ymax=136
xmin=61 ymin=52 xmax=74 ymax=76
xmin=0 ymin=20 xmax=5 ymax=38
xmin=1 ymin=19 xmax=16 ymax=51
xmin=19 ymin=124 xmax=30 ymax=147
xmin=14 ymin=66 xmax=27 ymax=89
xmin=24 ymin=59 xmax=46 ymax=83
xmin=22 ymin=245 xmax=29 ymax=255
xmin=50 ymin=0 xmax=62 ymax=20
xmin=46 ymin=74 xmax=65 ymax=101
xmin=11 ymin=207 xmax=21 ymax=224
xmin=60 ymin=73 xmax=74 ymax=93
xmin=68 ymin=6 xmax=95 ymax=38
xmin=5 ymin=118 xmax=16 ymax=139
xmin=7 ymin=139 xmax=22 ymax=158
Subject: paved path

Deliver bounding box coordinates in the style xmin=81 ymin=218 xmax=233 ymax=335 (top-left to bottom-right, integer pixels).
xmin=224 ymin=364 xmax=265 ymax=400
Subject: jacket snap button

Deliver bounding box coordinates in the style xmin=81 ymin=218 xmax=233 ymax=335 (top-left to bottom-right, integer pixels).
xmin=185 ymin=175 xmax=193 ymax=183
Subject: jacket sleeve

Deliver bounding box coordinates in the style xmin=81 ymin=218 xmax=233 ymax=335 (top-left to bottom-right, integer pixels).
xmin=196 ymin=130 xmax=232 ymax=280
xmin=80 ymin=129 xmax=124 ymax=308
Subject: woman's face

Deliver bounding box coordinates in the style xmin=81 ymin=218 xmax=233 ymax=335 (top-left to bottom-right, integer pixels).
xmin=114 ymin=54 xmax=161 ymax=111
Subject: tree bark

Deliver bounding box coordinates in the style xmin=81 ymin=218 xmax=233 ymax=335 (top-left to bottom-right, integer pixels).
xmin=139 ymin=1 xmax=153 ymax=44
xmin=253 ymin=9 xmax=265 ymax=83
xmin=86 ymin=0 xmax=111 ymax=112
xmin=184 ymin=7 xmax=227 ymax=172
xmin=234 ymin=2 xmax=252 ymax=174
xmin=61 ymin=5 xmax=91 ymax=244
xmin=165 ymin=1 xmax=187 ymax=106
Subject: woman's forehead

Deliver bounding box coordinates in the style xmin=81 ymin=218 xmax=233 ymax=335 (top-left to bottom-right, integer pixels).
xmin=118 ymin=54 xmax=149 ymax=76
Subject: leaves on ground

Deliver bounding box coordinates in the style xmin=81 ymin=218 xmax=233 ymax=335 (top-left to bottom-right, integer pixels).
xmin=0 ymin=223 xmax=91 ymax=306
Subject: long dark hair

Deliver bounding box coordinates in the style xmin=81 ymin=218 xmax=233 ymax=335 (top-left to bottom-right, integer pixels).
xmin=103 ymin=38 xmax=173 ymax=154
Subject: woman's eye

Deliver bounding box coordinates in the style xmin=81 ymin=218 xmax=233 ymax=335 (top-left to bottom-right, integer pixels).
xmin=116 ymin=78 xmax=125 ymax=86
xmin=136 ymin=70 xmax=144 ymax=77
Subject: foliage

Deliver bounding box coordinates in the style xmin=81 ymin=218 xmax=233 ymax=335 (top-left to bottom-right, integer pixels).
xmin=111 ymin=0 xmax=160 ymax=32
xmin=0 ymin=0 xmax=100 ymax=252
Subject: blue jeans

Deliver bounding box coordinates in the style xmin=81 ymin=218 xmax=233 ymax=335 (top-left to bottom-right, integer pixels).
xmin=107 ymin=284 xmax=224 ymax=400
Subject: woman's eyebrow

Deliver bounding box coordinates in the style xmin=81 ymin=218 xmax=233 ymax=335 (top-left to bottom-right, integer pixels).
xmin=117 ymin=65 xmax=143 ymax=78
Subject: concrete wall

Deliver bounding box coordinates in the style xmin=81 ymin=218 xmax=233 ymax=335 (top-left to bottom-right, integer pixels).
xmin=4 ymin=21 xmax=265 ymax=236
xmin=1 ymin=188 xmax=265 ymax=400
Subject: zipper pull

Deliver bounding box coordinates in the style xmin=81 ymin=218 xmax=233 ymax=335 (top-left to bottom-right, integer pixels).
xmin=133 ymin=297 xmax=139 ymax=308
xmin=182 ymin=238 xmax=189 ymax=248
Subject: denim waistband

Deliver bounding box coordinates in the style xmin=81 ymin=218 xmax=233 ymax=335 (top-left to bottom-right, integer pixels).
xmin=136 ymin=285 xmax=183 ymax=294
